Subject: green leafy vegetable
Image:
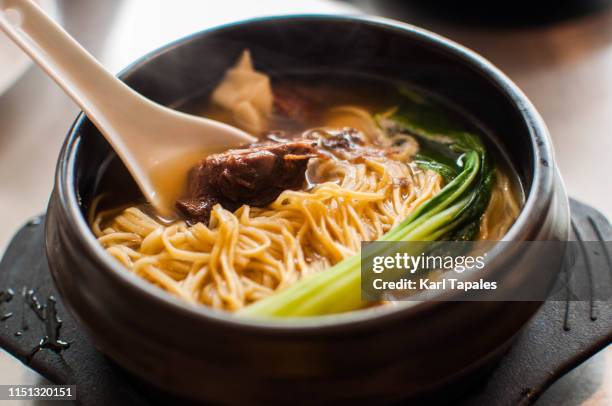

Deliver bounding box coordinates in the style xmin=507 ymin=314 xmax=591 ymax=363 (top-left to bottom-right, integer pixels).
xmin=238 ymin=89 xmax=494 ymax=318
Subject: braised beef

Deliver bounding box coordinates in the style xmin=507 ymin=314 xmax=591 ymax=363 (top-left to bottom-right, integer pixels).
xmin=176 ymin=140 xmax=317 ymax=224
xmin=175 ymin=196 xmax=218 ymax=225
xmin=273 ymin=84 xmax=322 ymax=125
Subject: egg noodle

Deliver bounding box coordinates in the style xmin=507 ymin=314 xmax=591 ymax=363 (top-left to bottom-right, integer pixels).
xmin=91 ymin=141 xmax=518 ymax=312
xmin=91 ymin=150 xmax=451 ymax=311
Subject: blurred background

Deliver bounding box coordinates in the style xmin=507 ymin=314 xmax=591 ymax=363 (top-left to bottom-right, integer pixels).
xmin=0 ymin=0 xmax=610 ymax=404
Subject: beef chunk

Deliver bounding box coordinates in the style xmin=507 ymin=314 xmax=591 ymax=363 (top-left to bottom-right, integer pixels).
xmin=175 ymin=196 xmax=218 ymax=225
xmin=202 ymin=140 xmax=317 ymax=205
xmin=177 ymin=140 xmax=317 ymax=224
xmin=273 ymin=84 xmax=323 ymax=125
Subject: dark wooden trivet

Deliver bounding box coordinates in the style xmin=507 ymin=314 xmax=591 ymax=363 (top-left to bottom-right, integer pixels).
xmin=0 ymin=198 xmax=610 ymax=405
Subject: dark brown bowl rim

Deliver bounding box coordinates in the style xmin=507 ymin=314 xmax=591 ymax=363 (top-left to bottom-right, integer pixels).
xmin=53 ymin=14 xmax=556 ymax=332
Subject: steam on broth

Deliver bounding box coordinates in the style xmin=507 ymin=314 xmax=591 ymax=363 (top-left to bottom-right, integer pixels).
xmin=91 ymin=51 xmax=522 ymax=316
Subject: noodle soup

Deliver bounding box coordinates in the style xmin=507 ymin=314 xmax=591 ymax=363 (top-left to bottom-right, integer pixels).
xmin=89 ymin=51 xmax=522 ymax=315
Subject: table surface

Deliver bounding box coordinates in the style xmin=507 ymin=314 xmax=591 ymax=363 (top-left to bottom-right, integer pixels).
xmin=0 ymin=1 xmax=610 ymax=405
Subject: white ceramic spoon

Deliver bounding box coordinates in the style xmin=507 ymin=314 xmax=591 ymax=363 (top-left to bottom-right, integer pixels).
xmin=0 ymin=0 xmax=257 ymax=214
